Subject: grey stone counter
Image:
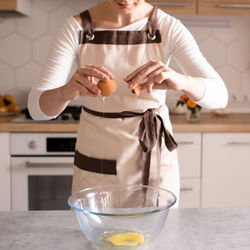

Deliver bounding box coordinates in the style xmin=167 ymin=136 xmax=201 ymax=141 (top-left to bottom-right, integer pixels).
xmin=0 ymin=207 xmax=250 ymax=250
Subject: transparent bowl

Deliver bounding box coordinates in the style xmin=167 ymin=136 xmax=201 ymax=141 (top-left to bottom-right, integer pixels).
xmin=68 ymin=184 xmax=176 ymax=250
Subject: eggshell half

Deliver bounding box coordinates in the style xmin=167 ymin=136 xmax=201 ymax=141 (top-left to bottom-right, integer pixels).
xmin=97 ymin=79 xmax=117 ymax=97
xmin=131 ymin=85 xmax=142 ymax=96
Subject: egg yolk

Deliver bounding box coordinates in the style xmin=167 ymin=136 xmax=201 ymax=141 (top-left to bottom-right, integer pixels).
xmin=106 ymin=232 xmax=144 ymax=247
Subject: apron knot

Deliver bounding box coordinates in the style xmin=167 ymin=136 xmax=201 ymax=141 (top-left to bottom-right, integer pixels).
xmin=138 ymin=108 xmax=177 ymax=153
xmin=138 ymin=108 xmax=177 ymax=185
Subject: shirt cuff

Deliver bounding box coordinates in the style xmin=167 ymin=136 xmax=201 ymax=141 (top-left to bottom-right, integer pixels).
xmin=194 ymin=78 xmax=228 ymax=109
xmin=27 ymin=88 xmax=58 ymax=120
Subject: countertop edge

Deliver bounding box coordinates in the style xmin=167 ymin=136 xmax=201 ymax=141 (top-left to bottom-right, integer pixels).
xmin=1 ymin=113 xmax=250 ymax=133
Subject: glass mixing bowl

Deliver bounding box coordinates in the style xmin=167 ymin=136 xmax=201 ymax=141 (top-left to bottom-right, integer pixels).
xmin=68 ymin=184 xmax=176 ymax=250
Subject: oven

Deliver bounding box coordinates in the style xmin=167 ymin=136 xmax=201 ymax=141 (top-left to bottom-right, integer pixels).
xmin=10 ymin=132 xmax=76 ymax=211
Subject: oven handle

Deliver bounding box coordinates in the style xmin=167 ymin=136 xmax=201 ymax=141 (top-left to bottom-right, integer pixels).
xmin=26 ymin=161 xmax=73 ymax=168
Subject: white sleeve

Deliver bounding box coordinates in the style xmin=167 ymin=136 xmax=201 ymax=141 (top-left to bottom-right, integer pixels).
xmin=27 ymin=17 xmax=80 ymax=120
xmin=163 ymin=16 xmax=228 ymax=109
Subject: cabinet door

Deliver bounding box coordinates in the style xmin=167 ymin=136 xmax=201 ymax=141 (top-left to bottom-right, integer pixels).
xmin=199 ymin=0 xmax=250 ymax=15
xmin=175 ymin=133 xmax=201 ymax=178
xmin=180 ymin=178 xmax=200 ymax=208
xmin=175 ymin=133 xmax=201 ymax=208
xmin=147 ymin=0 xmax=196 ymax=14
xmin=202 ymin=133 xmax=250 ymax=207
xmin=0 ymin=133 xmax=10 ymax=211
xmin=0 ymin=0 xmax=17 ymax=9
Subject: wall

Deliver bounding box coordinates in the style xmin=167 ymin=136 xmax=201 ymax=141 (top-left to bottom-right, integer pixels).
xmin=0 ymin=0 xmax=249 ymax=112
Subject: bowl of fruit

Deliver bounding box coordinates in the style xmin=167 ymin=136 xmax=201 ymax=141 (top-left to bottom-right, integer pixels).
xmin=0 ymin=94 xmax=20 ymax=116
xmin=68 ymin=184 xmax=176 ymax=250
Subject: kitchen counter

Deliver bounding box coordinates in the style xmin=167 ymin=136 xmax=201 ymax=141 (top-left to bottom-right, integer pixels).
xmin=0 ymin=207 xmax=250 ymax=250
xmin=0 ymin=113 xmax=250 ymax=132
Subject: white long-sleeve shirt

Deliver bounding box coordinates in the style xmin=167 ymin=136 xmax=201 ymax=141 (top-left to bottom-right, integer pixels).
xmin=28 ymin=9 xmax=228 ymax=120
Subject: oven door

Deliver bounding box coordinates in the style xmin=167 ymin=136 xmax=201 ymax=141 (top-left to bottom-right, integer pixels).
xmin=11 ymin=156 xmax=73 ymax=211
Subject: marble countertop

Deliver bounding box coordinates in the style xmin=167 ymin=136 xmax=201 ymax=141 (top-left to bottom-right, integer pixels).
xmin=1 ymin=207 xmax=250 ymax=250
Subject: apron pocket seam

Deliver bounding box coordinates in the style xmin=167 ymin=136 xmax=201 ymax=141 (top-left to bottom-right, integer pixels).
xmin=74 ymin=150 xmax=117 ymax=175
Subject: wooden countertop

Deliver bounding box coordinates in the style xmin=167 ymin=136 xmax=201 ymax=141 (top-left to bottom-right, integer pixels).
xmin=171 ymin=113 xmax=250 ymax=132
xmin=0 ymin=113 xmax=250 ymax=133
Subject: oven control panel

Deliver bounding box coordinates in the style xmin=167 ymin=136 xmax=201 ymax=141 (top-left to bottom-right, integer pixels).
xmin=10 ymin=133 xmax=77 ymax=155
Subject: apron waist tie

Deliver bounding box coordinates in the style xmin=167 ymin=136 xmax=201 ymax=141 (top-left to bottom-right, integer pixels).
xmin=82 ymin=106 xmax=177 ymax=186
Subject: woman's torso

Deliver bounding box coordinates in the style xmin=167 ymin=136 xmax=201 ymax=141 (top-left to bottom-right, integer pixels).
xmin=78 ymin=7 xmax=167 ymax=113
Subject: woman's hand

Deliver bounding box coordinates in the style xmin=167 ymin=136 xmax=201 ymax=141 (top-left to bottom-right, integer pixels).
xmin=124 ymin=60 xmax=189 ymax=94
xmin=61 ymin=64 xmax=114 ymax=101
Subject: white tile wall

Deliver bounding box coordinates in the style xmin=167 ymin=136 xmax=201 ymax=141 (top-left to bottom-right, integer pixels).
xmin=199 ymin=38 xmax=226 ymax=68
xmin=33 ymin=34 xmax=53 ymax=65
xmin=0 ymin=17 xmax=15 ymax=39
xmin=0 ymin=0 xmax=249 ymax=111
xmin=0 ymin=33 xmax=32 ymax=68
xmin=16 ymin=5 xmax=48 ymax=40
xmin=49 ymin=5 xmax=78 ymax=34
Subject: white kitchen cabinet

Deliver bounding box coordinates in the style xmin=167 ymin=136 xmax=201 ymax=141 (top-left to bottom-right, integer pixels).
xmin=0 ymin=132 xmax=11 ymax=211
xmin=175 ymin=133 xmax=201 ymax=208
xmin=202 ymin=133 xmax=250 ymax=208
xmin=175 ymin=133 xmax=201 ymax=178
xmin=180 ymin=179 xmax=200 ymax=208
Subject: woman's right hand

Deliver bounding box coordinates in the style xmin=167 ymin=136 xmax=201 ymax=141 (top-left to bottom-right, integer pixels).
xmin=61 ymin=64 xmax=114 ymax=101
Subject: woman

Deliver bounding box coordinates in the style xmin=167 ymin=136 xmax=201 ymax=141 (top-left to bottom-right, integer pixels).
xmin=28 ymin=0 xmax=228 ymax=207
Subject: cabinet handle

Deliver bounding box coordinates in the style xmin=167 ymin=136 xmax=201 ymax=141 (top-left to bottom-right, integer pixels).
xmin=149 ymin=2 xmax=188 ymax=7
xmin=180 ymin=187 xmax=193 ymax=192
xmin=227 ymin=142 xmax=250 ymax=146
xmin=26 ymin=162 xmax=73 ymax=168
xmin=177 ymin=141 xmax=194 ymax=145
xmin=217 ymin=3 xmax=250 ymax=8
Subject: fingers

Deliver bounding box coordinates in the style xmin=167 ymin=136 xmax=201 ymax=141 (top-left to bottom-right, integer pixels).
xmin=76 ymin=82 xmax=99 ymax=97
xmin=73 ymin=74 xmax=101 ymax=97
xmin=124 ymin=61 xmax=168 ymax=92
xmin=87 ymin=76 xmax=94 ymax=83
xmin=143 ymin=67 xmax=169 ymax=93
xmin=78 ymin=65 xmax=114 ymax=81
xmin=70 ymin=64 xmax=115 ymax=98
xmin=124 ymin=61 xmax=153 ymax=82
xmin=153 ymin=71 xmax=171 ymax=84
xmin=152 ymin=79 xmax=169 ymax=90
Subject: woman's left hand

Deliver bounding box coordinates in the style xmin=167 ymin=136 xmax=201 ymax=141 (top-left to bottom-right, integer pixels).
xmin=124 ymin=60 xmax=188 ymax=94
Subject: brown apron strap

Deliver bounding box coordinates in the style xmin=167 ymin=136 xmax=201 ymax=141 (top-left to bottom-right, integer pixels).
xmin=79 ymin=10 xmax=94 ymax=42
xmin=79 ymin=7 xmax=160 ymax=44
xmin=147 ymin=7 xmax=159 ymax=38
xmin=83 ymin=106 xmax=143 ymax=118
xmin=82 ymin=106 xmax=177 ymax=185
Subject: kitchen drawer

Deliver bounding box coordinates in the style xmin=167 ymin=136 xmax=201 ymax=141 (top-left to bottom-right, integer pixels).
xmin=179 ymin=178 xmax=200 ymax=208
xmin=198 ymin=0 xmax=250 ymax=16
xmin=147 ymin=0 xmax=196 ymax=15
xmin=174 ymin=133 xmax=201 ymax=178
xmin=202 ymin=133 xmax=250 ymax=207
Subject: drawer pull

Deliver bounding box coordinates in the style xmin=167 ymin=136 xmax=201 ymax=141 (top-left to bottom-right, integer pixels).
xmin=180 ymin=187 xmax=193 ymax=192
xmin=227 ymin=142 xmax=250 ymax=146
xmin=217 ymin=3 xmax=250 ymax=8
xmin=26 ymin=162 xmax=73 ymax=168
xmin=149 ymin=2 xmax=188 ymax=7
xmin=177 ymin=141 xmax=194 ymax=145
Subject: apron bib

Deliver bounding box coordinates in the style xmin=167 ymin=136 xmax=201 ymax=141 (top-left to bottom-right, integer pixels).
xmin=72 ymin=8 xmax=180 ymax=206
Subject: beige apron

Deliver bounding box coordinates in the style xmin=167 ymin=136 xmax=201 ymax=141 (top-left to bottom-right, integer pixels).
xmin=72 ymin=8 xmax=180 ymax=206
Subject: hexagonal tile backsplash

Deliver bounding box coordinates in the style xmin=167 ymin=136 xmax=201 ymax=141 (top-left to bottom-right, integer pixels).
xmin=0 ymin=0 xmax=249 ymax=111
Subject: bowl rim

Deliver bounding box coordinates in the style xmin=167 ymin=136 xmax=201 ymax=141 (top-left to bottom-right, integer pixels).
xmin=68 ymin=184 xmax=176 ymax=216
